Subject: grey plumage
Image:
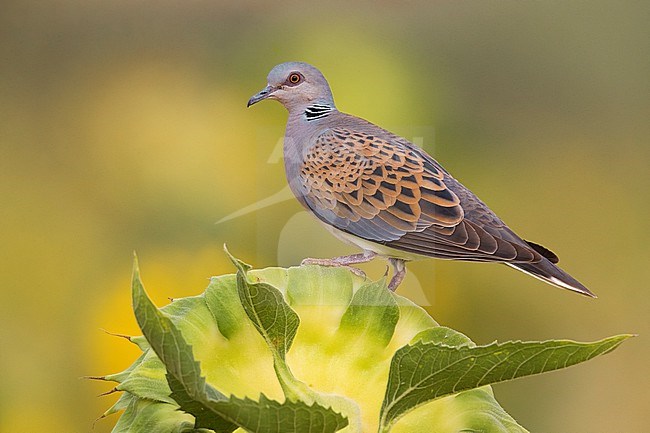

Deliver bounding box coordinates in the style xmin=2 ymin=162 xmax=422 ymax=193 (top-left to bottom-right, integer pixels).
xmin=248 ymin=61 xmax=594 ymax=297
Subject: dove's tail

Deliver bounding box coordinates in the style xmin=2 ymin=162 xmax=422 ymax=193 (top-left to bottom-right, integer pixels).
xmin=507 ymin=259 xmax=596 ymax=297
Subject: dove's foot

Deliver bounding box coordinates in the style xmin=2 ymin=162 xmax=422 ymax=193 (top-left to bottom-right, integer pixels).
xmin=387 ymin=258 xmax=406 ymax=292
xmin=301 ymin=251 xmax=377 ymax=279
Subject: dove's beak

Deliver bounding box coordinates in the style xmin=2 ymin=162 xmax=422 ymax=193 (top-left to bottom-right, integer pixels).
xmin=247 ymin=85 xmax=276 ymax=107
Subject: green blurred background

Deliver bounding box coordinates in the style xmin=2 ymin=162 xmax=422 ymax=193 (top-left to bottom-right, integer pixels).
xmin=1 ymin=1 xmax=648 ymax=431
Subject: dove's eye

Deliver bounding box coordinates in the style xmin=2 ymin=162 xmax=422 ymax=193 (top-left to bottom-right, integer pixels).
xmin=288 ymin=73 xmax=302 ymax=85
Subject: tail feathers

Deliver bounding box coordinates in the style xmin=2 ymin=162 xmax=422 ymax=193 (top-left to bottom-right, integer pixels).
xmin=507 ymin=260 xmax=596 ymax=297
xmin=523 ymin=240 xmax=559 ymax=263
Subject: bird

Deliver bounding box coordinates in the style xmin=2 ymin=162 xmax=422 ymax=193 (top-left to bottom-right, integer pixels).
xmin=247 ymin=61 xmax=594 ymax=297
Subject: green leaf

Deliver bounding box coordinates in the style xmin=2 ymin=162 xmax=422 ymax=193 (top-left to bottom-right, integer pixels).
xmin=221 ymin=394 xmax=348 ymax=433
xmin=166 ymin=375 xmax=349 ymax=433
xmin=286 ymin=265 xmax=354 ymax=307
xmin=378 ymin=334 xmax=631 ymax=432
xmin=111 ymin=397 xmax=201 ymax=433
xmin=338 ymin=278 xmax=399 ymax=348
xmin=103 ymin=351 xmax=147 ymax=384
xmin=225 ymin=249 xmax=360 ymax=432
xmin=131 ymin=256 xmax=238 ymax=432
xmin=410 ymin=326 xmax=474 ymax=348
xmin=204 ymin=274 xmax=244 ymax=339
xmin=102 ymin=392 xmax=136 ymax=420
xmin=117 ymin=350 xmax=175 ymax=404
xmin=390 ymin=386 xmax=529 ymax=433
xmin=133 ymin=255 xmax=349 ymax=433
xmin=225 ymin=248 xmax=307 ymax=402
xmin=226 ymin=248 xmax=300 ymax=360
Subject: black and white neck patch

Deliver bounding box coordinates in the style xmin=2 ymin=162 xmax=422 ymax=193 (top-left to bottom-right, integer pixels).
xmin=304 ymin=104 xmax=333 ymax=121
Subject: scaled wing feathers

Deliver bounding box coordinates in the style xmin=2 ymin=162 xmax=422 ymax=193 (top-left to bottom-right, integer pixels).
xmin=299 ymin=126 xmax=545 ymax=264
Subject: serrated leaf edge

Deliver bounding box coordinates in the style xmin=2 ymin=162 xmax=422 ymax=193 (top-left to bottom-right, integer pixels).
xmin=379 ymin=334 xmax=632 ymax=432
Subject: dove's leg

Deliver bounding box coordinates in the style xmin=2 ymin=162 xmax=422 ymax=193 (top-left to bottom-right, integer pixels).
xmin=301 ymin=251 xmax=377 ymax=278
xmin=387 ymin=258 xmax=406 ymax=291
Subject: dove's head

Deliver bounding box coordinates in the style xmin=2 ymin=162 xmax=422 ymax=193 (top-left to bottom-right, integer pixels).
xmin=247 ymin=62 xmax=335 ymax=112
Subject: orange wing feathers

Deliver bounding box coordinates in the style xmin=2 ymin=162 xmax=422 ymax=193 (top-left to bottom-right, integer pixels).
xmin=300 ymin=127 xmax=544 ymax=264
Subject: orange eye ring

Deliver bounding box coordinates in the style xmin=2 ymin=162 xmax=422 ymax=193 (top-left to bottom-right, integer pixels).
xmin=288 ymin=73 xmax=301 ymax=84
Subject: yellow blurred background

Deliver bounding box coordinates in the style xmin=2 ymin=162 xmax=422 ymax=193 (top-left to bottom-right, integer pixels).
xmin=1 ymin=1 xmax=648 ymax=431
